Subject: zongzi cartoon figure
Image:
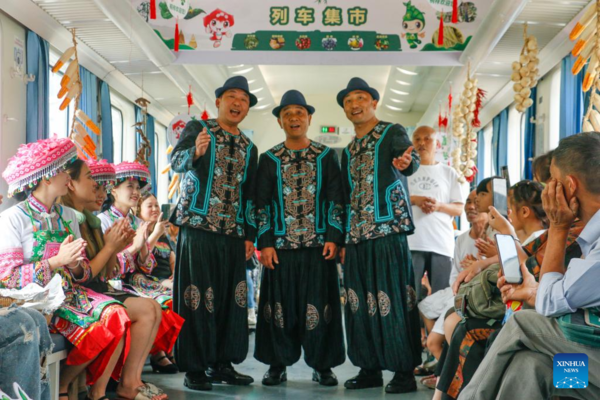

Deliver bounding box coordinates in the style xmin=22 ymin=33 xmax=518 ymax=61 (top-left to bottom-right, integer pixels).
xmin=402 ymin=1 xmax=426 ymax=49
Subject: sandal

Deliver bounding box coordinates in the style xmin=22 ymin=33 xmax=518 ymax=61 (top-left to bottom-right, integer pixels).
xmin=59 ymin=393 xmax=69 ymax=400
xmin=139 ymin=385 xmax=168 ymax=400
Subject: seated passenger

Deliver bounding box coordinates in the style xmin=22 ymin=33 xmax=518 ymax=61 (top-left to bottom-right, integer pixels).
xmin=0 ymin=137 xmax=130 ymax=400
xmin=459 ymin=132 xmax=600 ymax=400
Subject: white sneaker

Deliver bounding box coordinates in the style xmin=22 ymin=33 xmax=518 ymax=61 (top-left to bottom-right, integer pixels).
xmin=248 ymin=308 xmax=257 ymax=327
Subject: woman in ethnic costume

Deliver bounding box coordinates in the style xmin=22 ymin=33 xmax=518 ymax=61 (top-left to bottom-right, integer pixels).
xmin=97 ymin=162 xmax=184 ymax=372
xmin=136 ymin=193 xmax=175 ymax=288
xmin=0 ymin=137 xmax=130 ymax=400
xmin=60 ymin=159 xmax=174 ymax=398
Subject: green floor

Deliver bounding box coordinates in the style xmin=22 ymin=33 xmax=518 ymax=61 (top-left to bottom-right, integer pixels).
xmin=142 ymin=332 xmax=434 ymax=399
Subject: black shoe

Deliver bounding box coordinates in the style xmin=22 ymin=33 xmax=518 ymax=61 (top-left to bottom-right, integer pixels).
xmin=151 ymin=355 xmax=179 ymax=374
xmin=385 ymin=372 xmax=417 ymax=394
xmin=207 ymin=363 xmax=254 ymax=386
xmin=344 ymin=369 xmax=383 ymax=390
xmin=262 ymin=366 xmax=287 ymax=386
xmin=184 ymin=371 xmax=213 ymax=391
xmin=312 ymin=369 xmax=338 ymax=386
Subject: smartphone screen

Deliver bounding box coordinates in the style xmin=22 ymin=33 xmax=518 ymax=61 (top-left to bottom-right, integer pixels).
xmin=492 ymin=178 xmax=508 ymax=218
xmin=495 ymin=234 xmax=522 ymax=284
xmin=161 ymin=204 xmax=172 ymax=221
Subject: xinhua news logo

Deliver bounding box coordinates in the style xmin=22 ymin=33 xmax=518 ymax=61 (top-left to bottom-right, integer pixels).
xmin=553 ymin=353 xmax=588 ymax=389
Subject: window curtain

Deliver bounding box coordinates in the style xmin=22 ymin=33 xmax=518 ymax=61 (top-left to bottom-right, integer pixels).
xmin=560 ymin=55 xmax=585 ymax=139
xmin=477 ymin=129 xmax=485 ymax=183
xmin=26 ymin=30 xmax=49 ymax=143
xmin=492 ymin=108 xmax=509 ymax=175
xmin=135 ymin=106 xmax=157 ymax=194
xmin=79 ymin=66 xmax=100 ymax=158
xmin=523 ymin=87 xmax=537 ymax=180
xmin=99 ymin=81 xmax=113 ymax=163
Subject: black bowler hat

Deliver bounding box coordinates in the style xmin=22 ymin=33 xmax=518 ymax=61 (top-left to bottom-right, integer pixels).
xmin=272 ymin=90 xmax=315 ymax=118
xmin=215 ymin=76 xmax=258 ymax=107
xmin=336 ymin=77 xmax=380 ymax=108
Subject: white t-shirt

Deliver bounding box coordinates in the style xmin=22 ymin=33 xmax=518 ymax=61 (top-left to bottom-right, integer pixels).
xmin=407 ymin=163 xmax=464 ymax=258
xmin=450 ymin=230 xmax=479 ymax=286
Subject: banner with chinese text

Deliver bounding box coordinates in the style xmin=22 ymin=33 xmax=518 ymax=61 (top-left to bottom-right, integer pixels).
xmin=133 ymin=0 xmax=493 ymax=64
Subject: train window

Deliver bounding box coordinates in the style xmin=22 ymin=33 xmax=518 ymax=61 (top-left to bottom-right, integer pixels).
xmin=507 ymin=104 xmax=523 ymax=183
xmin=111 ymin=106 xmax=124 ymax=163
xmin=48 ymin=64 xmax=70 ymax=138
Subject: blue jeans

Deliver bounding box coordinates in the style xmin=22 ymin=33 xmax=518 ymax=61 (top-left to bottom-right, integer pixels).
xmin=246 ymin=269 xmax=256 ymax=310
xmin=0 ymin=307 xmax=52 ymax=400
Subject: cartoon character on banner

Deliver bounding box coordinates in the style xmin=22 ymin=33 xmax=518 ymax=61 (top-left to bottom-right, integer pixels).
xmin=402 ymin=1 xmax=426 ymax=49
xmin=204 ymin=9 xmax=235 ymax=48
xmin=167 ymin=114 xmax=195 ymax=147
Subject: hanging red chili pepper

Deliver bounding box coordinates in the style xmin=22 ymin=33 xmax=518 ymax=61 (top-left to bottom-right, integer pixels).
xmin=187 ymin=85 xmax=193 ymax=114
xmin=438 ymin=12 xmax=445 ymax=46
xmin=174 ymin=17 xmax=180 ymax=52
xmin=150 ymin=0 xmax=156 ymax=19
xmin=452 ymin=0 xmax=459 ymax=24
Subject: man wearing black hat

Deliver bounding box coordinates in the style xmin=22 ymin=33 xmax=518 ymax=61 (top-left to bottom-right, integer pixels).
xmin=170 ymin=76 xmax=258 ymax=390
xmin=337 ymin=77 xmax=422 ymax=393
xmin=254 ymin=90 xmax=346 ymax=387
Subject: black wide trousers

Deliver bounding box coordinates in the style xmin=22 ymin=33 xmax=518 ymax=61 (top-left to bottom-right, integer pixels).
xmin=254 ymin=247 xmax=346 ymax=370
xmin=174 ymin=227 xmax=248 ymax=372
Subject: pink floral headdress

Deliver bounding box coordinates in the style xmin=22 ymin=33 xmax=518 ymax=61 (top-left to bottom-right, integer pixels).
xmin=113 ymin=161 xmax=151 ymax=189
xmin=86 ymin=159 xmax=116 ymax=187
xmin=2 ymin=136 xmax=77 ymax=197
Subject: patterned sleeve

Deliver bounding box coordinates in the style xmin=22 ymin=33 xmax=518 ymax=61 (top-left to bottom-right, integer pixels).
xmin=171 ymin=120 xmax=203 ymax=173
xmin=390 ymin=124 xmax=420 ymax=177
xmin=116 ymin=249 xmax=137 ymax=276
xmin=0 ymin=207 xmax=52 ymax=289
xmin=134 ymin=243 xmax=157 ymax=275
xmin=341 ymin=148 xmax=352 ymax=236
xmin=242 ymin=143 xmax=258 ymax=242
xmin=324 ymin=150 xmax=345 ymax=245
xmin=256 ymin=153 xmax=276 ymax=250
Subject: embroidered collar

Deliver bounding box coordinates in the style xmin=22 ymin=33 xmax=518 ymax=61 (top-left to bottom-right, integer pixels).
xmin=110 ymin=205 xmax=127 ymax=219
xmin=27 ymin=195 xmax=56 ymax=218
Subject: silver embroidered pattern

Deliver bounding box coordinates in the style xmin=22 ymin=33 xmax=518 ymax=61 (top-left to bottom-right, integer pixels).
xmin=205 ymin=287 xmax=214 ymax=313
xmin=378 ymin=290 xmax=391 ymax=317
xmin=348 ymin=289 xmax=359 ymax=314
xmin=274 ymin=302 xmax=284 ymax=328
xmin=235 ymin=281 xmax=247 ymax=308
xmin=367 ymin=292 xmax=377 ymax=317
xmin=184 ymin=285 xmax=201 ymax=311
xmin=306 ymin=304 xmax=319 ymax=330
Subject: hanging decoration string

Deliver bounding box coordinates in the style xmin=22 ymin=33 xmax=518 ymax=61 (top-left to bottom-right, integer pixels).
xmin=51 ymin=28 xmax=100 ymax=160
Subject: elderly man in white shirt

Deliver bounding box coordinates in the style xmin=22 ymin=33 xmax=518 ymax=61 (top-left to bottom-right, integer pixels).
xmin=459 ymin=132 xmax=600 ymax=400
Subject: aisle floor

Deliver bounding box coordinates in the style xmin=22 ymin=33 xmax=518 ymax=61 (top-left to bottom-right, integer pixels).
xmin=142 ymin=332 xmax=434 ymax=399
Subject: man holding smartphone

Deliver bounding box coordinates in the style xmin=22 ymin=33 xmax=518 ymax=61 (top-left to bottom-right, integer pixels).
xmin=459 ymin=132 xmax=600 ymax=400
xmin=409 ymin=126 xmax=464 ymax=299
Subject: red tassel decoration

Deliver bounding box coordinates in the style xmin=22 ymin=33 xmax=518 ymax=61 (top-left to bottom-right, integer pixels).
xmin=150 ymin=0 xmax=156 ymax=19
xmin=438 ymin=12 xmax=445 ymax=46
xmin=452 ymin=0 xmax=458 ymax=24
xmin=201 ymin=110 xmax=209 ymax=120
xmin=187 ymin=86 xmax=193 ymax=114
xmin=174 ymin=19 xmax=180 ymax=52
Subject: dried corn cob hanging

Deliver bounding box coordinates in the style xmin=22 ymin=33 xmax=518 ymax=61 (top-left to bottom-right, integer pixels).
xmin=51 ymin=29 xmax=101 ymax=160
xmin=511 ymin=23 xmax=539 ymax=113
xmin=575 ymin=0 xmax=600 ymax=131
